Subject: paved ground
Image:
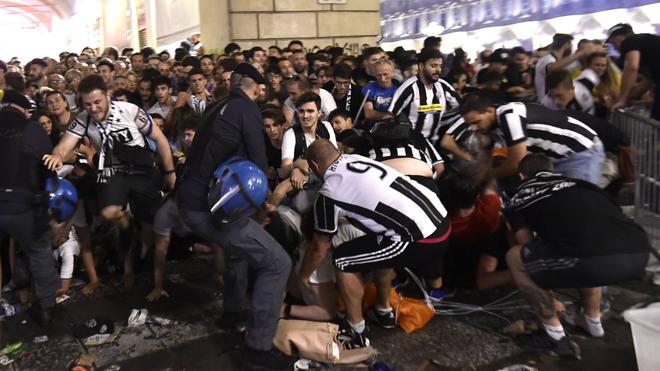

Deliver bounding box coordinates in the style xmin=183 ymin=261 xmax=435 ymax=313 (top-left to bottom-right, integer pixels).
xmin=0 ymin=252 xmax=657 ymax=371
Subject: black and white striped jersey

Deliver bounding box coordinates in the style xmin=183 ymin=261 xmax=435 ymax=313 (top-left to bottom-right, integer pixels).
xmin=541 ymin=69 xmax=600 ymax=115
xmin=368 ymin=133 xmax=443 ymax=168
xmin=438 ymin=79 xmax=462 ymax=130
xmin=496 ymin=102 xmax=597 ymax=158
xmin=388 ymin=76 xmax=451 ymax=144
xmin=314 ymin=154 xmax=449 ymax=241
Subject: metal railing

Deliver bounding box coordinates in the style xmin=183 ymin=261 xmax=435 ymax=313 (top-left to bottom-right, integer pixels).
xmin=610 ymin=109 xmax=660 ymax=258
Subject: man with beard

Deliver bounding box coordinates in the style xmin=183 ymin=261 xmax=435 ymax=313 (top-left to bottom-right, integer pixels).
xmin=28 ymin=58 xmax=49 ymax=88
xmin=388 ymin=48 xmax=451 ymax=144
xmin=290 ymin=49 xmax=308 ymax=76
xmin=535 ymin=34 xmax=604 ymax=101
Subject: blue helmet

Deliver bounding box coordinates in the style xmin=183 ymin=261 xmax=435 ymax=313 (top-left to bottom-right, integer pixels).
xmin=45 ymin=177 xmax=79 ymax=222
xmin=208 ymin=157 xmax=268 ymax=223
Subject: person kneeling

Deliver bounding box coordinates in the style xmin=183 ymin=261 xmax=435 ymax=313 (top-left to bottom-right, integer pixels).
xmin=504 ymin=153 xmax=649 ymax=358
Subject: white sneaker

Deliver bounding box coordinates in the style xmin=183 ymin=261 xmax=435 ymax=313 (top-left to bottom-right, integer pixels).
xmin=563 ymin=307 xmax=604 ymax=337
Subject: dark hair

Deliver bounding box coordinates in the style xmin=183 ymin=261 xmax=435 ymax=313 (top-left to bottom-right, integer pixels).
xmin=545 ymin=69 xmax=573 ymax=91
xmin=97 ymin=58 xmax=115 ymax=71
xmin=182 ymin=56 xmax=201 ymax=69
xmin=130 ymin=53 xmax=143 ymax=62
xmin=550 ymin=33 xmax=574 ymax=50
xmin=510 ymin=46 xmax=530 ymax=56
xmin=317 ymin=65 xmax=332 ymax=77
xmin=269 ymin=45 xmax=282 ymax=53
xmin=285 ymin=75 xmax=310 ymax=90
xmin=4 ymin=71 xmax=25 ymax=91
xmin=153 ymin=75 xmax=172 ymax=88
xmin=437 ymin=161 xmax=492 ymax=215
xmin=295 ymin=91 xmax=321 ymax=110
xmin=78 ymin=74 xmax=107 ymax=95
xmin=140 ymin=47 xmax=156 ymax=59
xmin=159 ymin=50 xmax=170 ymax=58
xmin=188 ymin=68 xmax=205 ymax=79
xmin=362 ymin=47 xmax=384 ymax=59
xmin=103 ymin=47 xmax=119 ymax=60
xmin=149 ymin=113 xmax=164 ymax=121
xmin=447 ymin=70 xmax=468 ymax=84
xmin=112 ymin=89 xmax=130 ymax=98
xmin=518 ymin=153 xmax=553 ymax=178
xmin=288 ymin=40 xmax=303 ymax=49
xmin=261 ymin=108 xmax=286 ymax=125
xmin=328 ymin=108 xmax=351 ymax=122
xmin=482 ymin=70 xmax=503 ymax=85
xmin=332 ymin=63 xmax=352 ymax=80
xmin=220 ymin=58 xmax=239 ymax=72
xmin=121 ymin=48 xmax=134 ymax=55
xmin=459 ymin=91 xmax=496 ymax=115
xmin=45 ymin=90 xmax=70 ymax=109
xmin=224 ymin=42 xmax=240 ymax=55
xmin=417 ymin=47 xmax=444 ymax=64
xmin=423 ymin=36 xmax=442 ymax=49
xmin=247 ymin=47 xmax=265 ymax=60
xmin=200 ymin=54 xmax=215 ymax=64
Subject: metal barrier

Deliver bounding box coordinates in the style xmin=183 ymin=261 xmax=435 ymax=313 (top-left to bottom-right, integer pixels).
xmin=610 ymin=109 xmax=660 ymax=257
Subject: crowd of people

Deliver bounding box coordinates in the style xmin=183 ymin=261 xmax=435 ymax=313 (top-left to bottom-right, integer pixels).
xmin=0 ymin=23 xmax=658 ymax=370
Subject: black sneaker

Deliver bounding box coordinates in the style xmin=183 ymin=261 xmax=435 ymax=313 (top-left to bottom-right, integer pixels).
xmin=215 ymin=310 xmax=249 ymax=333
xmin=241 ymin=346 xmax=291 ymax=371
xmin=518 ymin=330 xmax=581 ymax=360
xmin=370 ymin=308 xmax=396 ymax=329
xmin=336 ymin=326 xmax=370 ymax=350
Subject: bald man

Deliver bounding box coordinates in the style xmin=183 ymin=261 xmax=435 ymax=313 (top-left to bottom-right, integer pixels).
xmin=300 ymin=139 xmax=450 ymax=337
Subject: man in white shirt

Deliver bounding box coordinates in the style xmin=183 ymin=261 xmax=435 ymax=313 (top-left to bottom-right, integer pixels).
xmin=281 ymin=91 xmax=337 ymax=178
xmin=148 ymin=76 xmax=176 ymax=120
xmin=535 ymin=34 xmax=604 ymax=101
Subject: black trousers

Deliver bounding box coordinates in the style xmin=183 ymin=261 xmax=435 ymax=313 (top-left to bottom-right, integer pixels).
xmin=0 ymin=208 xmax=59 ymax=308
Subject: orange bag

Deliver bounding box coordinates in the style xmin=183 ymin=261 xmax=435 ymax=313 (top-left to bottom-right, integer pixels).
xmin=336 ymin=283 xmax=377 ymax=313
xmin=389 ymin=289 xmax=434 ymax=334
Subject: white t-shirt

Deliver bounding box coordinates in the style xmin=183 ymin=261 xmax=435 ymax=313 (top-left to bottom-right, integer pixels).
xmin=535 ymin=53 xmax=557 ymax=101
xmin=147 ymin=97 xmax=176 ymax=118
xmin=281 ymin=120 xmax=337 ymax=161
xmin=284 ymin=88 xmax=337 ymax=122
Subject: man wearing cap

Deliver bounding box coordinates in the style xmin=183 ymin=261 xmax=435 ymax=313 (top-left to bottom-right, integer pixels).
xmin=176 ymin=63 xmax=292 ymax=370
xmin=0 ymin=90 xmax=60 ymax=325
xmin=535 ymin=34 xmax=604 ymax=101
xmin=608 ymin=24 xmax=660 ymax=120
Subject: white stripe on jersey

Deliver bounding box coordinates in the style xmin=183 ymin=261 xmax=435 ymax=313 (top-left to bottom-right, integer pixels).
xmin=388 ymin=76 xmax=448 ymax=143
xmin=314 ymin=154 xmax=447 ymax=241
xmin=335 ymin=240 xmax=409 ymax=270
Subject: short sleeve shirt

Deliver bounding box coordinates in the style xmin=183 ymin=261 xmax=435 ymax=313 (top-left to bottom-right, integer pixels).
xmin=67 ymin=101 xmax=152 ymax=152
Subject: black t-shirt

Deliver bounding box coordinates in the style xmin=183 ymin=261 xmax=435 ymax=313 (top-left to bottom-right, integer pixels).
xmin=264 ymin=135 xmax=282 ymax=170
xmin=334 ymin=84 xmax=363 ymax=121
xmin=505 ymin=172 xmax=649 ymax=258
xmin=619 ymin=33 xmax=660 ymax=81
xmin=0 ymin=110 xmax=53 ymax=213
xmin=503 ymin=65 xmax=534 ymax=90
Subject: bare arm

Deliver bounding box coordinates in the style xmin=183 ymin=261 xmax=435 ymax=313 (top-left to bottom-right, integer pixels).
xmin=148 ymin=124 xmax=176 ymax=189
xmin=283 ymin=105 xmax=295 ymax=127
xmin=43 ymin=132 xmax=80 ymax=170
xmin=612 ymin=51 xmax=641 ymax=110
xmin=363 ymin=102 xmax=392 ymax=121
xmin=475 ymin=255 xmax=512 ymax=290
xmin=440 ymin=134 xmax=472 ymax=161
xmin=299 ymin=232 xmax=333 ymax=288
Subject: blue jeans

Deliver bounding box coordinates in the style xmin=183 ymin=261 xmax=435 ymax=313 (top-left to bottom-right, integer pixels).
xmin=553 ymin=138 xmax=605 ymax=185
xmin=178 ymin=208 xmax=291 ymax=351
